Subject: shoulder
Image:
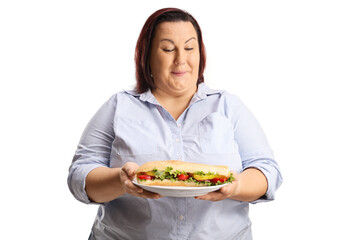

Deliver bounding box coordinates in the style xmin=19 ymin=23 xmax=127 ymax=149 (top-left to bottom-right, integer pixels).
xmin=107 ymin=89 xmax=140 ymax=104
xmin=221 ymin=90 xmax=243 ymax=104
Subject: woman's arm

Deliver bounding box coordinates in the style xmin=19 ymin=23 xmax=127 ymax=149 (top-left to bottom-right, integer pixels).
xmin=85 ymin=163 xmax=161 ymax=203
xmin=229 ymin=168 xmax=268 ymax=201
xmin=85 ymin=167 xmax=124 ymax=203
xmin=68 ymin=95 xmax=162 ymax=204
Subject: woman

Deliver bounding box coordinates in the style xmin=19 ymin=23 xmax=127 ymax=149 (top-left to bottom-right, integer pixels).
xmin=68 ymin=8 xmax=282 ymax=239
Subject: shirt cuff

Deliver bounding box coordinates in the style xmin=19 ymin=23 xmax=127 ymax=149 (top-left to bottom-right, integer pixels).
xmin=68 ymin=162 xmax=105 ymax=205
xmin=245 ymin=164 xmax=282 ymax=204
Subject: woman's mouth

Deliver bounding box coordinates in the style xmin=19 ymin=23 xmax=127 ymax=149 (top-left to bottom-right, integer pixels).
xmin=171 ymin=71 xmax=187 ymax=77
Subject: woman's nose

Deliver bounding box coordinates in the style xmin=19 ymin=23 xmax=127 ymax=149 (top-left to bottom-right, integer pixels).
xmin=174 ymin=50 xmax=185 ymax=65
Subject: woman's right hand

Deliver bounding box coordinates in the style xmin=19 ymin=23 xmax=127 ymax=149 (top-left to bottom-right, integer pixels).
xmin=120 ymin=162 xmax=163 ymax=199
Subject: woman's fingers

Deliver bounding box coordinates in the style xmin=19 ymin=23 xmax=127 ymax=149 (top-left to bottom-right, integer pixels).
xmin=121 ymin=162 xmax=138 ymax=178
xmin=120 ymin=163 xmax=162 ymax=199
xmin=194 ymin=182 xmax=235 ymax=201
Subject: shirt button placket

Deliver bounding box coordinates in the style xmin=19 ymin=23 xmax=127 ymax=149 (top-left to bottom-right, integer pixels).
xmin=174 ymin=121 xmax=183 ymax=161
xmin=176 ymin=198 xmax=187 ymax=239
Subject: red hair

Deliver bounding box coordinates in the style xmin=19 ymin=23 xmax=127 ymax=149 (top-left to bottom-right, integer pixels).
xmin=134 ymin=8 xmax=206 ymax=93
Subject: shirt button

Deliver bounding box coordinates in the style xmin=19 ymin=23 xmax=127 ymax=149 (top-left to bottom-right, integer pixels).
xmin=175 ymin=138 xmax=180 ymax=142
xmin=177 ymin=123 xmax=181 ymax=127
xmin=179 ymin=215 xmax=184 ymax=220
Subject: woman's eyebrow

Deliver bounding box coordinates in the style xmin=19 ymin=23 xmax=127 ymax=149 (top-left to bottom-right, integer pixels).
xmin=160 ymin=39 xmax=175 ymax=44
xmin=160 ymin=37 xmax=196 ymax=44
xmin=185 ymin=37 xmax=196 ymax=43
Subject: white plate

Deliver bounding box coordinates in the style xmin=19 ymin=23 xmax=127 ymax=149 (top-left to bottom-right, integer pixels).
xmin=132 ymin=179 xmax=228 ymax=197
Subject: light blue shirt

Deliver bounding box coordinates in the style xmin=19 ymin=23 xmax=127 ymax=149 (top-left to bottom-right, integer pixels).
xmin=68 ymin=83 xmax=282 ymax=240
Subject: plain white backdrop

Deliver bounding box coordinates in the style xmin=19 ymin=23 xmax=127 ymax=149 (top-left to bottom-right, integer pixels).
xmin=1 ymin=0 xmax=359 ymax=239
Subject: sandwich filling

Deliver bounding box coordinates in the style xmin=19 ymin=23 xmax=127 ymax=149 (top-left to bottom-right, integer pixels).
xmin=137 ymin=166 xmax=234 ymax=186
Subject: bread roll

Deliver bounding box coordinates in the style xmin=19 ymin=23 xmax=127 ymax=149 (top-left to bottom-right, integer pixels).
xmin=135 ymin=160 xmax=229 ymax=176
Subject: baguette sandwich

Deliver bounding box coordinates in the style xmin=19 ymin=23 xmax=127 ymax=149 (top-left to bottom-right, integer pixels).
xmin=135 ymin=160 xmax=234 ymax=187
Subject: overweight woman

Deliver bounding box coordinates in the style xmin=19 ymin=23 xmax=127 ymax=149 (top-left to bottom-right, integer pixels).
xmin=68 ymin=8 xmax=282 ymax=240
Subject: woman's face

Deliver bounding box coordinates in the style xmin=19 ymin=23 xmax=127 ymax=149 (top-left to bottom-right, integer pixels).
xmin=150 ymin=21 xmax=200 ymax=97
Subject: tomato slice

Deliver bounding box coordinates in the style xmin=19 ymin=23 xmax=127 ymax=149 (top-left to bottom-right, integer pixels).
xmin=210 ymin=177 xmax=227 ymax=184
xmin=177 ymin=174 xmax=189 ymax=181
xmin=138 ymin=175 xmax=155 ymax=180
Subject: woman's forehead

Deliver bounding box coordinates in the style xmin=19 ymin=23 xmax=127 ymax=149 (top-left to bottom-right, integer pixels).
xmin=154 ymin=21 xmax=197 ymax=42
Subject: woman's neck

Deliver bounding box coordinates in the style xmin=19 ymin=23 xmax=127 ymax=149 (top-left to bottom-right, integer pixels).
xmin=152 ymin=87 xmax=196 ymax=120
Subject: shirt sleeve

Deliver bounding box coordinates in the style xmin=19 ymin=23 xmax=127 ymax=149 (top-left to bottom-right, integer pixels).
xmin=225 ymin=93 xmax=283 ymax=203
xmin=67 ymin=94 xmax=117 ymax=204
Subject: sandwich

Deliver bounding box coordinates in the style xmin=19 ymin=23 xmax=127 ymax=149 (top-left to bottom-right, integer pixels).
xmin=135 ymin=160 xmax=234 ymax=187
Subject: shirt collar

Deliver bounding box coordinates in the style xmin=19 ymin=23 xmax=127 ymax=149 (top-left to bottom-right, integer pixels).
xmin=193 ymin=83 xmax=223 ymax=100
xmin=124 ymin=83 xmax=223 ymax=104
xmin=124 ymin=89 xmax=158 ymax=104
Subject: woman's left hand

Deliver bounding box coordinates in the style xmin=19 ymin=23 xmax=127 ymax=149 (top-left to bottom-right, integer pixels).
xmin=194 ymin=168 xmax=268 ymax=202
xmin=194 ymin=172 xmax=239 ymax=201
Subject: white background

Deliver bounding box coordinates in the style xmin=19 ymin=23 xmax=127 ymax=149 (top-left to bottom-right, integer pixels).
xmin=1 ymin=0 xmax=359 ymax=239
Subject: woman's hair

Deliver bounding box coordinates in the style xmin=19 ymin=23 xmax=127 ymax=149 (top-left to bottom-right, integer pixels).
xmin=134 ymin=8 xmax=206 ymax=93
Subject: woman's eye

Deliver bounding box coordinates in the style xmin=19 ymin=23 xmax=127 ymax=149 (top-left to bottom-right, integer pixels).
xmin=185 ymin=48 xmax=194 ymax=51
xmin=163 ymin=49 xmax=175 ymax=52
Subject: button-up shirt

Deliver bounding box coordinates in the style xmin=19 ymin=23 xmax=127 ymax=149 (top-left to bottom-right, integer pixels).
xmin=68 ymin=83 xmax=282 ymax=240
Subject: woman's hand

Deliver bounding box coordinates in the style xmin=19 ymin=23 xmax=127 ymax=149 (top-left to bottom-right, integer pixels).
xmin=194 ymin=172 xmax=239 ymax=201
xmin=194 ymin=168 xmax=268 ymax=202
xmin=119 ymin=162 xmax=162 ymax=199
